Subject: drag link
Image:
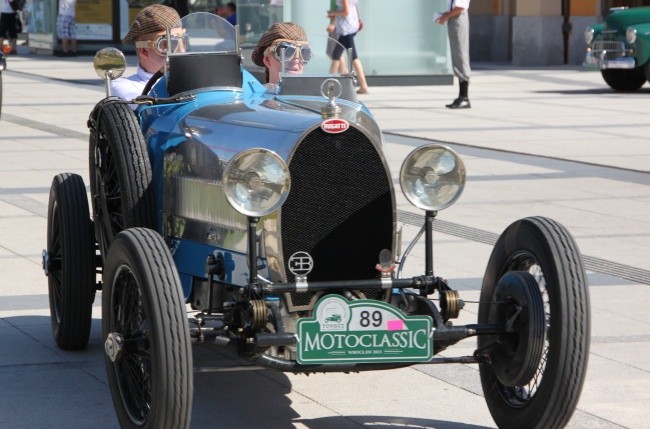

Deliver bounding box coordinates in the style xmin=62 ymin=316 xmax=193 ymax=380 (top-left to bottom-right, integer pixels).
xmin=262 ymin=275 xmax=440 ymax=294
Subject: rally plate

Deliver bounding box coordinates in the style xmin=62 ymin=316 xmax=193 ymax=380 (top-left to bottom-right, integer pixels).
xmin=296 ymin=295 xmax=433 ymax=364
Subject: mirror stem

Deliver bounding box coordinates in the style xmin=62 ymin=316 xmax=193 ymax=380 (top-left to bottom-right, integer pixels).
xmin=425 ymin=210 xmax=437 ymax=277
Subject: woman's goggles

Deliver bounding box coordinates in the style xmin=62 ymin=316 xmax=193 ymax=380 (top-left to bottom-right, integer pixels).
xmin=135 ymin=32 xmax=189 ymax=56
xmin=270 ymin=41 xmax=313 ymax=63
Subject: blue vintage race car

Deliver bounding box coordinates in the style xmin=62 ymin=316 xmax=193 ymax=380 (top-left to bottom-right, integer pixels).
xmin=43 ymin=12 xmax=590 ymax=429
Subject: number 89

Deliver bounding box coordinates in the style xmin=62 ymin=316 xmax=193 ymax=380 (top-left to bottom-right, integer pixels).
xmin=360 ymin=310 xmax=382 ymax=327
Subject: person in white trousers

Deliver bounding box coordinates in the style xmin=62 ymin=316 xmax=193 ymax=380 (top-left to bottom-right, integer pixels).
xmin=436 ymin=0 xmax=471 ymax=109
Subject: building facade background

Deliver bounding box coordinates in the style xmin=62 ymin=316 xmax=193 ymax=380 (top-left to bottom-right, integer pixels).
xmin=248 ymin=0 xmax=648 ymax=72
xmin=25 ymin=0 xmax=650 ymax=76
xmin=469 ymin=0 xmax=650 ymax=66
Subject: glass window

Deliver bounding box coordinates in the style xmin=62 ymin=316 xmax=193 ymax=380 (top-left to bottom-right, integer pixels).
xmin=189 ymin=0 xmax=223 ymax=13
xmin=289 ymin=0 xmax=451 ymax=76
xmin=238 ymin=0 xmax=284 ymax=46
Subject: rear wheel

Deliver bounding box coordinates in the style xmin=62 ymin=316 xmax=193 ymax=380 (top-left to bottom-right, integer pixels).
xmin=478 ymin=216 xmax=590 ymax=429
xmin=601 ymin=67 xmax=646 ymax=91
xmin=103 ymin=228 xmax=192 ymax=429
xmin=46 ymin=173 xmax=95 ymax=350
xmin=89 ymin=101 xmax=156 ymax=259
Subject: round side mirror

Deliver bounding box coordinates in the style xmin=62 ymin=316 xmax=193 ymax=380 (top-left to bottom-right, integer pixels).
xmin=93 ymin=47 xmax=126 ymax=80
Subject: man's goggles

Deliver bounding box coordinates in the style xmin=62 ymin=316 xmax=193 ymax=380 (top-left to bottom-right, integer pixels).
xmin=270 ymin=41 xmax=313 ymax=63
xmin=135 ymin=32 xmax=189 ymax=56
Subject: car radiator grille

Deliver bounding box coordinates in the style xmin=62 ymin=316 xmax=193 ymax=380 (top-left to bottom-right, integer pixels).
xmin=591 ymin=41 xmax=626 ymax=53
xmin=280 ymin=126 xmax=394 ymax=310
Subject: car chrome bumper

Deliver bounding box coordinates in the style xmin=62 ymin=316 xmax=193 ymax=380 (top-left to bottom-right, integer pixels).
xmin=584 ymin=50 xmax=636 ymax=70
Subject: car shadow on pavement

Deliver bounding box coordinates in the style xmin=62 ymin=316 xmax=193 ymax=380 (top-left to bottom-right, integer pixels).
xmin=534 ymin=87 xmax=650 ymax=95
xmin=293 ymin=416 xmax=494 ymax=428
xmin=190 ymin=344 xmax=495 ymax=429
xmin=1 ymin=315 xmax=495 ymax=428
xmin=191 ymin=342 xmax=302 ymax=427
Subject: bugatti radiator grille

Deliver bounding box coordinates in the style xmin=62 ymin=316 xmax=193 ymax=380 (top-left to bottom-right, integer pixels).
xmin=281 ymin=126 xmax=394 ymax=311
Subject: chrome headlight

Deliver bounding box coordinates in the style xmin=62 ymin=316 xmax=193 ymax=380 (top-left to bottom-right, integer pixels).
xmin=399 ymin=144 xmax=466 ymax=211
xmin=584 ymin=27 xmax=594 ymax=44
xmin=626 ymin=27 xmax=637 ymax=44
xmin=223 ymin=148 xmax=290 ymax=217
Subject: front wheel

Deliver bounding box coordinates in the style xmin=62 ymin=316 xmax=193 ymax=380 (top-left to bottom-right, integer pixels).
xmin=89 ymin=100 xmax=156 ymax=259
xmin=478 ymin=217 xmax=590 ymax=429
xmin=601 ymin=67 xmax=646 ymax=91
xmin=103 ymin=228 xmax=192 ymax=429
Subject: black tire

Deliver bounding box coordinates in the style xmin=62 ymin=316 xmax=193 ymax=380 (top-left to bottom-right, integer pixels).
xmin=601 ymin=67 xmax=646 ymax=91
xmin=46 ymin=173 xmax=95 ymax=350
xmin=103 ymin=228 xmax=192 ymax=429
xmin=478 ymin=216 xmax=590 ymax=429
xmin=89 ymin=101 xmax=156 ymax=259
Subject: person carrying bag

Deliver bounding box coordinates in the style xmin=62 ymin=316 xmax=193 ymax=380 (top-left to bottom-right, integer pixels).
xmin=356 ymin=4 xmax=363 ymax=31
xmin=326 ymin=0 xmax=369 ymax=94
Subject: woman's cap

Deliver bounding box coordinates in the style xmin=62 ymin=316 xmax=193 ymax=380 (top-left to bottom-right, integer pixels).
xmin=251 ymin=22 xmax=308 ymax=67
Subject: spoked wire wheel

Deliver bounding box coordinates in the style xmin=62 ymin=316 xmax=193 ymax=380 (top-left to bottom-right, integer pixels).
xmin=478 ymin=217 xmax=590 ymax=429
xmin=103 ymin=228 xmax=192 ymax=429
xmin=491 ymin=262 xmax=548 ymax=404
xmin=46 ymin=173 xmax=95 ymax=350
xmin=88 ymin=100 xmax=156 ymax=259
xmin=108 ymin=267 xmax=151 ymax=425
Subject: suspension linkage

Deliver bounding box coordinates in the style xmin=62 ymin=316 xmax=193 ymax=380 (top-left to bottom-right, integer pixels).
xmin=262 ymin=276 xmax=442 ymax=294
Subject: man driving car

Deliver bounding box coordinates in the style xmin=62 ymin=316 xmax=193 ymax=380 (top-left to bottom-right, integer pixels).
xmin=111 ymin=4 xmax=185 ymax=102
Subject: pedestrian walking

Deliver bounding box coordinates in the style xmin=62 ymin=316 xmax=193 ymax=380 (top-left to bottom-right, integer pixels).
xmin=327 ymin=0 xmax=369 ymax=94
xmin=224 ymin=2 xmax=236 ymax=25
xmin=435 ymin=0 xmax=471 ymax=109
xmin=0 ymin=0 xmax=21 ymax=54
xmin=326 ymin=0 xmax=346 ymax=74
xmin=56 ymin=0 xmax=77 ymax=56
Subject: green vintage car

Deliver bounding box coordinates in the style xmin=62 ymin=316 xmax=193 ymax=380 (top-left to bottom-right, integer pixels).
xmin=585 ymin=6 xmax=650 ymax=91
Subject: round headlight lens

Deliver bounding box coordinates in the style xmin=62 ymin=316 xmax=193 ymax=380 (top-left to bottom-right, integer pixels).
xmin=584 ymin=27 xmax=594 ymax=44
xmin=626 ymin=27 xmax=637 ymax=44
xmin=223 ymin=148 xmax=290 ymax=217
xmin=400 ymin=144 xmax=466 ymax=211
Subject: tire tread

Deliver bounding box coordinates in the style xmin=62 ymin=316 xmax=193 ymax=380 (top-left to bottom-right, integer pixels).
xmin=479 ymin=216 xmax=590 ymax=429
xmin=48 ymin=173 xmax=95 ymax=350
xmin=103 ymin=228 xmax=192 ymax=428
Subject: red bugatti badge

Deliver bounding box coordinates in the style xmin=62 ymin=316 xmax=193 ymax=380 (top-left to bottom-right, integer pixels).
xmin=321 ymin=118 xmax=349 ymax=134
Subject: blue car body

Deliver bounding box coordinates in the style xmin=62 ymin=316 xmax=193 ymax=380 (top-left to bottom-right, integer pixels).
xmin=138 ymin=67 xmax=382 ymax=298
